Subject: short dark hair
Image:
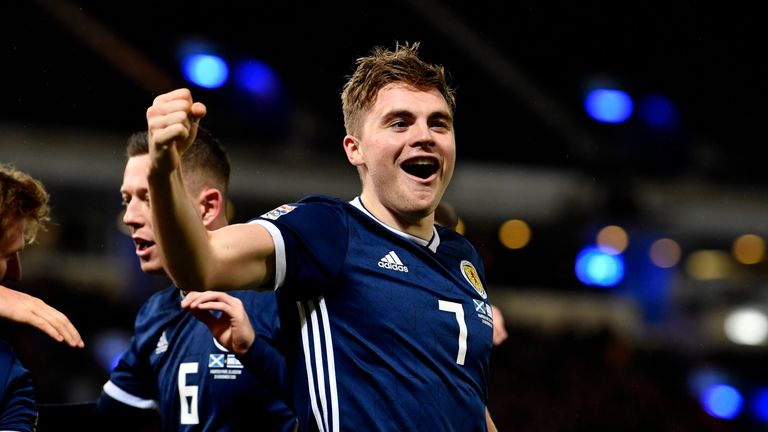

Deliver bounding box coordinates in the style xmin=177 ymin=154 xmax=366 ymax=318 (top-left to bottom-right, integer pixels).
xmin=341 ymin=41 xmax=455 ymax=136
xmin=126 ymin=127 xmax=230 ymax=195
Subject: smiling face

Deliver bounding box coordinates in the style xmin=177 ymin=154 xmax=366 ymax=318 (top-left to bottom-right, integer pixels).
xmin=344 ymin=83 xmax=456 ymax=236
xmin=121 ymin=154 xmax=165 ymax=274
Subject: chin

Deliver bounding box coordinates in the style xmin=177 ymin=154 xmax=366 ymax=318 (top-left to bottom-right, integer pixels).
xmin=139 ymin=261 xmax=164 ymax=275
xmin=409 ymin=195 xmax=440 ymax=215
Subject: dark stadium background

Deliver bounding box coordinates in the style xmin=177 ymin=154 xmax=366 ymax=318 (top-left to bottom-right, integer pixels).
xmin=2 ymin=1 xmax=768 ymax=430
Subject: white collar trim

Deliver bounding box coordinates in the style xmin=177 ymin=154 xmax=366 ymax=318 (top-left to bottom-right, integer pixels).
xmin=350 ymin=197 xmax=440 ymax=253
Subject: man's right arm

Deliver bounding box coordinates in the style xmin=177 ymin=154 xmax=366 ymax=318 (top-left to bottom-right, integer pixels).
xmin=146 ymin=88 xmax=275 ymax=292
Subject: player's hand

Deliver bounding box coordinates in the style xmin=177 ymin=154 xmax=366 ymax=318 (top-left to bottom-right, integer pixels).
xmin=0 ymin=285 xmax=84 ymax=348
xmin=181 ymin=291 xmax=255 ymax=356
xmin=491 ymin=304 xmax=508 ymax=346
xmin=146 ymin=88 xmax=207 ymax=171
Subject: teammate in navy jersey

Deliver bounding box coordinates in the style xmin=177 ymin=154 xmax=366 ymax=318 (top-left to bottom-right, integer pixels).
xmin=94 ymin=130 xmax=297 ymax=431
xmin=0 ymin=163 xmax=84 ymax=432
xmin=146 ymin=42 xmax=497 ymax=431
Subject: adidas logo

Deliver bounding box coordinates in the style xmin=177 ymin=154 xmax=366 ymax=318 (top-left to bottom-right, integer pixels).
xmin=155 ymin=331 xmax=169 ymax=355
xmin=378 ymin=251 xmax=409 ymax=273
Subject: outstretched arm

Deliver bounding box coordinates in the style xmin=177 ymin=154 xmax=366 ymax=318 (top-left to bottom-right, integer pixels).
xmin=0 ymin=285 xmax=83 ymax=348
xmin=146 ymin=88 xmax=275 ymax=292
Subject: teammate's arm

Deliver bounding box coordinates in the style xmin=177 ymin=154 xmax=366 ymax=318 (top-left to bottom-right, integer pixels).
xmin=182 ymin=290 xmax=288 ymax=396
xmin=0 ymin=285 xmax=83 ymax=348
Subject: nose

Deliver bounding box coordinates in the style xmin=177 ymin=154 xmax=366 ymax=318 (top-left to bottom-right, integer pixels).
xmin=3 ymin=252 xmax=22 ymax=282
xmin=411 ymin=121 xmax=436 ymax=148
xmin=122 ymin=199 xmax=142 ymax=230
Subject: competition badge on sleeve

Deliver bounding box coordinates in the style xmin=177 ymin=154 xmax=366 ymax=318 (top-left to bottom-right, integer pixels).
xmin=261 ymin=204 xmax=296 ymax=220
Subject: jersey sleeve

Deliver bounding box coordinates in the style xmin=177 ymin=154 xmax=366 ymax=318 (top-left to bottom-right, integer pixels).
xmin=233 ymin=290 xmax=289 ymax=399
xmin=101 ymin=299 xmax=160 ymax=410
xmin=0 ymin=342 xmax=37 ymax=432
xmin=253 ymin=196 xmax=349 ymax=298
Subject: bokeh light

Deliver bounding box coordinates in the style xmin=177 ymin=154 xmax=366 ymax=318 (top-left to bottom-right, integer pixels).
xmin=732 ymin=234 xmax=765 ymax=265
xmin=724 ymin=308 xmax=768 ymax=346
xmin=596 ymin=225 xmax=628 ymax=254
xmin=649 ymin=238 xmax=682 ymax=268
xmin=575 ymin=246 xmax=624 ymax=287
xmin=498 ymin=219 xmax=531 ymax=249
xmin=585 ymin=89 xmax=633 ymax=123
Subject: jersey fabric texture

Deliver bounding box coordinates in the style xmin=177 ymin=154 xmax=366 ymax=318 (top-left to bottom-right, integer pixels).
xmin=245 ymin=195 xmax=493 ymax=432
xmin=0 ymin=340 xmax=36 ymax=432
xmin=101 ymin=286 xmax=296 ymax=431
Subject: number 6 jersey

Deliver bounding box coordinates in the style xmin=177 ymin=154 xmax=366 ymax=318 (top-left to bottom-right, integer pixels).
xmin=101 ymin=287 xmax=297 ymax=431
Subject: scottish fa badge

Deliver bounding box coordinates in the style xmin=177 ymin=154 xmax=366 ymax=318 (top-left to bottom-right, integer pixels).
xmin=460 ymin=260 xmax=486 ymax=299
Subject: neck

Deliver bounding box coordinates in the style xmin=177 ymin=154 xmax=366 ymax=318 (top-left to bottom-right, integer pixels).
xmin=207 ymin=216 xmax=229 ymax=231
xmin=359 ymin=193 xmax=435 ymax=240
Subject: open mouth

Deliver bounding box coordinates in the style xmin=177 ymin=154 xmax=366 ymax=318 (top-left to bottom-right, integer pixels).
xmin=135 ymin=239 xmax=155 ymax=253
xmin=402 ymin=158 xmax=439 ymax=180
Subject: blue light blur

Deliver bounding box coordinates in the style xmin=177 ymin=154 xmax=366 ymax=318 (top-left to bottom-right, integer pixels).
xmin=235 ymin=59 xmax=279 ymax=100
xmin=701 ymin=384 xmax=744 ymax=420
xmin=585 ymin=89 xmax=633 ymax=123
xmin=640 ymin=94 xmax=678 ymax=129
xmin=93 ymin=330 xmax=132 ymax=372
xmin=182 ymin=54 xmax=229 ymax=89
xmin=750 ymin=388 xmax=768 ymax=422
xmin=575 ymin=246 xmax=624 ymax=287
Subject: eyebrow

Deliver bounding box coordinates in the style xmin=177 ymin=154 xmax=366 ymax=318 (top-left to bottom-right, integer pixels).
xmin=381 ymin=109 xmax=453 ymax=123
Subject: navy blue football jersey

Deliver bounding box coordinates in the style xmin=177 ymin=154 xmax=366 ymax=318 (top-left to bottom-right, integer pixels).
xmin=0 ymin=340 xmax=36 ymax=431
xmin=101 ymin=287 xmax=296 ymax=431
xmin=245 ymin=195 xmax=493 ymax=432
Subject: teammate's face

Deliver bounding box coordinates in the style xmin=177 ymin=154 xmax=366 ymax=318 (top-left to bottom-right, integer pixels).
xmin=347 ymin=83 xmax=456 ymax=229
xmin=121 ymin=154 xmax=165 ymax=274
xmin=0 ymin=218 xmax=25 ymax=282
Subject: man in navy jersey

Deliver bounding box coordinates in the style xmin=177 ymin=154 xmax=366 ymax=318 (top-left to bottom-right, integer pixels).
xmin=94 ymin=130 xmax=297 ymax=431
xmin=147 ymin=42 xmax=497 ymax=431
xmin=1 ymin=163 xmax=84 ymax=431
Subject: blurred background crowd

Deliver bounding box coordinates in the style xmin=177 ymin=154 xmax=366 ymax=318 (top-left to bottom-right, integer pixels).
xmin=3 ymin=1 xmax=768 ymax=430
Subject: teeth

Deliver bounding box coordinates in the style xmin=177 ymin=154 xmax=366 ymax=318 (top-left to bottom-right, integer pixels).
xmin=407 ymin=158 xmax=435 ymax=165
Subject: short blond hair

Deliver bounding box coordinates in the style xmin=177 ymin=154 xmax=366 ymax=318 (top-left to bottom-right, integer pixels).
xmin=0 ymin=163 xmax=50 ymax=244
xmin=341 ymin=41 xmax=456 ymax=137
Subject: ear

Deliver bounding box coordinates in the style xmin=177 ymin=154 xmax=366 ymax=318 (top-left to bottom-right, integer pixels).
xmin=196 ymin=187 xmax=224 ymax=229
xmin=343 ymin=135 xmax=364 ymax=166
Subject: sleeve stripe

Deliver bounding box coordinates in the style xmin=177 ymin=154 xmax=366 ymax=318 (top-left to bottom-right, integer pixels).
xmin=251 ymin=219 xmax=286 ymax=290
xmin=102 ymin=381 xmax=158 ymax=410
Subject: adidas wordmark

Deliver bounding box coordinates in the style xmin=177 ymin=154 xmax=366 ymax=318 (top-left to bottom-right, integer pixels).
xmin=378 ymin=251 xmax=409 ymax=272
